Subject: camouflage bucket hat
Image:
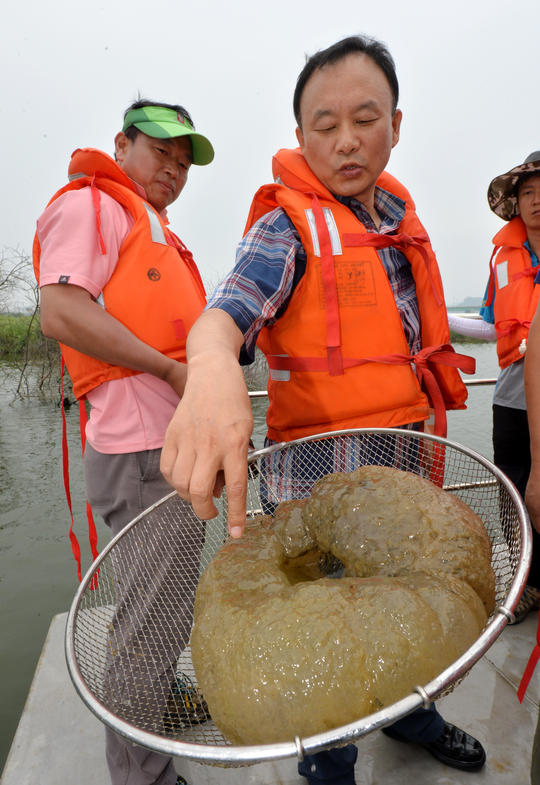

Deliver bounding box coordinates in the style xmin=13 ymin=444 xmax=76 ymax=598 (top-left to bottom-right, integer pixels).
xmin=487 ymin=151 xmax=540 ymax=221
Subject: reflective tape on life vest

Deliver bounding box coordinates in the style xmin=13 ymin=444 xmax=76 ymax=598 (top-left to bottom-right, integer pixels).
xmin=143 ymin=202 xmax=167 ymax=244
xmin=305 ymin=206 xmax=343 ymax=256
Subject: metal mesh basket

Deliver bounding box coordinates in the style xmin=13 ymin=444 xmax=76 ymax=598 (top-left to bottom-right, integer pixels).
xmin=65 ymin=428 xmax=531 ymax=766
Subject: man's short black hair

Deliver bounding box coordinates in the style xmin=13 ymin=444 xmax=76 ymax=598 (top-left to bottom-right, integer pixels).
xmin=123 ymin=98 xmax=195 ymax=140
xmin=293 ymin=35 xmax=399 ymax=128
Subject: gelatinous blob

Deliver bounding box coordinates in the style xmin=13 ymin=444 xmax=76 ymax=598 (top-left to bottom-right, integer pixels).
xmin=191 ymin=467 xmax=494 ymax=745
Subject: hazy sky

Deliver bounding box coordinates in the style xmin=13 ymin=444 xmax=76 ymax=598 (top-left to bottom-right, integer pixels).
xmin=3 ymin=0 xmax=540 ymax=305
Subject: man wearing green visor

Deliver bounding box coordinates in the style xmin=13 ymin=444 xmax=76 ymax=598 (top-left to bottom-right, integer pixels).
xmin=34 ymin=100 xmax=214 ymax=785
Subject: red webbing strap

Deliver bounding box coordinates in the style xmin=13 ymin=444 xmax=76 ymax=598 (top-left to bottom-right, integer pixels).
xmin=431 ymin=442 xmax=446 ymax=486
xmin=267 ymin=344 xmax=475 ymax=437
xmin=78 ymin=401 xmax=99 ymax=562
xmin=410 ymin=344 xmax=475 ymax=435
xmin=311 ymin=196 xmax=343 ymax=375
xmin=90 ymin=176 xmax=107 ymax=255
xmin=424 ymin=437 xmax=446 ymax=486
xmin=303 ymin=208 xmax=447 ymax=376
xmin=78 ymin=399 xmax=100 ymax=591
xmin=485 ymin=246 xmax=499 ymax=308
xmin=60 ymin=357 xmax=100 ymax=585
xmin=343 ymin=231 xmax=442 ymax=306
xmin=413 ymin=346 xmax=452 ymax=437
xmin=60 ymin=357 xmax=82 ymax=582
xmin=495 ymin=317 xmax=532 ymax=338
xmin=518 ymin=610 xmax=540 ymax=701
xmin=165 ymin=228 xmax=206 ymax=301
xmin=513 ymin=265 xmax=540 ymax=281
xmin=417 ymin=415 xmax=446 ymax=485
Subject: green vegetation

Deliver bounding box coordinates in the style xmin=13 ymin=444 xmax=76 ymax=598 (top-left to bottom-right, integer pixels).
xmin=449 ymin=330 xmax=488 ymax=345
xmin=0 ymin=312 xmax=61 ymax=398
xmin=0 ymin=313 xmax=56 ymax=361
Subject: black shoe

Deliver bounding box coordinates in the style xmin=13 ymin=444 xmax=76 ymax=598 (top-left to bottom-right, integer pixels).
xmin=510 ymin=585 xmax=540 ymax=625
xmin=176 ymin=777 xmax=189 ymax=785
xmin=163 ymin=672 xmax=210 ymax=733
xmin=382 ymin=721 xmax=486 ymax=771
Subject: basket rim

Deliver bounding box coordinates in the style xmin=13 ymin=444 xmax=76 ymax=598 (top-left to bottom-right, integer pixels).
xmin=65 ymin=427 xmax=532 ymax=764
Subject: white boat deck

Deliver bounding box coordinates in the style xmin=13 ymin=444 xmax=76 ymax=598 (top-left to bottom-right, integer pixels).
xmin=2 ymin=611 xmax=538 ymax=785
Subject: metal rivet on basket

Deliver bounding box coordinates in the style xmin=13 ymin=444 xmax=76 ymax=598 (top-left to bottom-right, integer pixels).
xmin=413 ymin=685 xmax=432 ymax=709
xmin=496 ymin=605 xmax=515 ymax=623
xmin=294 ymin=735 xmax=305 ymax=762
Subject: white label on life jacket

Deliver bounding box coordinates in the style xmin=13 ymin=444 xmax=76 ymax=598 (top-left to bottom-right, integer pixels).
xmin=143 ymin=203 xmax=167 ymax=245
xmin=496 ymin=260 xmax=509 ymax=289
xmin=305 ymin=208 xmax=343 ymax=257
xmin=269 ymin=355 xmax=290 ymax=382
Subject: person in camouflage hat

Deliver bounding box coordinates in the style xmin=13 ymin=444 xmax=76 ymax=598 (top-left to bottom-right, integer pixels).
xmin=450 ymin=151 xmax=540 ymax=623
xmin=488 ymin=151 xmax=540 ymax=221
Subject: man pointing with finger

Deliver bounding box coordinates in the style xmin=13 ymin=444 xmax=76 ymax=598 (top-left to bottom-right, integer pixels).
xmin=161 ymin=35 xmax=484 ymax=784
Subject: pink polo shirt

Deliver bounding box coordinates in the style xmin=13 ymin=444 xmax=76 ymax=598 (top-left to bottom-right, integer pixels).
xmin=37 ymin=186 xmax=181 ymax=454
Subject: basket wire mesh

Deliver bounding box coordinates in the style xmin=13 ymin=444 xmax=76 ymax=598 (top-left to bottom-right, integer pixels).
xmin=65 ymin=429 xmax=531 ymax=766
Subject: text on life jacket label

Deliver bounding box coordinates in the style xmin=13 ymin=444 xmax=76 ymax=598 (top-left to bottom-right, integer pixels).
xmin=318 ymin=260 xmax=377 ymax=308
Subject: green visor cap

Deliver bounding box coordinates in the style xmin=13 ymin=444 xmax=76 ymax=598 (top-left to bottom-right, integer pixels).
xmin=122 ymin=106 xmax=214 ymax=166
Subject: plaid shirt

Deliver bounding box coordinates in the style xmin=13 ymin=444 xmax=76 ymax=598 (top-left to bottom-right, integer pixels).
xmin=257 ymin=429 xmax=422 ymax=507
xmin=208 ymin=184 xmax=422 ymax=364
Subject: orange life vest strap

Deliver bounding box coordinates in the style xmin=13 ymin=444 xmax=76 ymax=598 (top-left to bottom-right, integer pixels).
xmin=495 ymin=317 xmax=532 ymax=338
xmin=60 ymin=356 xmax=99 ymax=584
xmin=513 ymin=265 xmax=540 ymax=281
xmin=485 ymin=246 xmax=500 ymax=308
xmin=90 ymin=176 xmax=107 ymax=255
xmin=311 ymin=196 xmax=343 ymax=375
xmin=343 ymin=230 xmax=442 ymax=307
xmin=486 ymin=245 xmax=539 ymax=308
xmin=518 ymin=609 xmax=540 ymax=701
xmin=310 ymin=195 xmax=446 ymax=380
xmin=60 ymin=359 xmax=82 ymax=581
xmin=164 ymin=228 xmax=206 ymax=300
xmin=86 ymin=175 xmax=206 ymax=301
xmin=267 ymin=344 xmax=475 ymax=436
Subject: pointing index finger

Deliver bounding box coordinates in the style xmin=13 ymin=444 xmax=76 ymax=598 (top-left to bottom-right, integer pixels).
xmin=222 ymin=454 xmax=248 ymax=538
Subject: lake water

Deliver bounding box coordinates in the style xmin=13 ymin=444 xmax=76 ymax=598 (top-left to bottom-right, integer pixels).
xmin=0 ymin=342 xmax=499 ymax=770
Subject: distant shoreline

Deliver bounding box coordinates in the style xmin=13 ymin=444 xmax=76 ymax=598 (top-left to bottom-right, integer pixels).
xmin=449 ymin=331 xmax=487 ymax=344
xmin=447 ymin=306 xmax=487 ymax=343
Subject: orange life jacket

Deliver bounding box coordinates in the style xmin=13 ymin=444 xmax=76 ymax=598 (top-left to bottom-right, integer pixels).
xmin=485 ymin=217 xmax=540 ymax=369
xmin=247 ymin=148 xmax=472 ymax=442
xmin=33 ymin=148 xmax=206 ymax=399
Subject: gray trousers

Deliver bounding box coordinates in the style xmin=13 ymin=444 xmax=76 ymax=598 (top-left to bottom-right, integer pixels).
xmin=85 ymin=444 xmax=203 ymax=785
